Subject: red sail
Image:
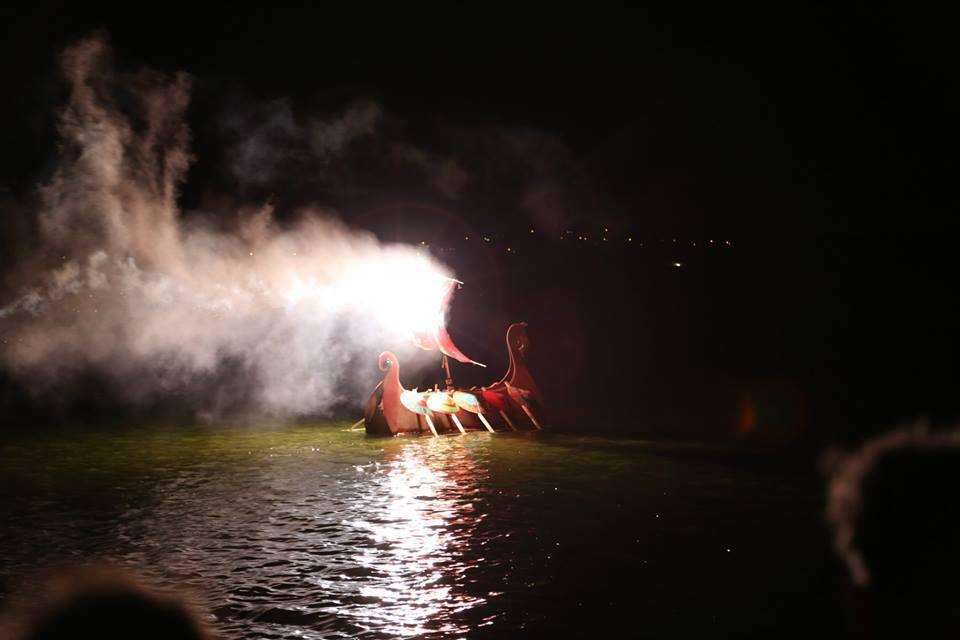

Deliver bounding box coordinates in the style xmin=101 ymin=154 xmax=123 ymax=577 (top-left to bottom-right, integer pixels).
xmin=411 ymin=330 xmax=438 ymax=351
xmin=436 ymin=324 xmax=485 ymax=367
xmin=410 ymin=279 xmax=484 ymax=366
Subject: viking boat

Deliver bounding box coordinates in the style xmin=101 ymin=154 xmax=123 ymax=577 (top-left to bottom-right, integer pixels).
xmin=362 ymin=280 xmax=545 ymax=436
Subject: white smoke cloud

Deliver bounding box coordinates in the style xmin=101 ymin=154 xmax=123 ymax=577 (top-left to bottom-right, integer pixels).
xmin=216 ymin=87 xmax=607 ymax=235
xmin=0 ymin=35 xmax=451 ymax=418
xmin=224 ymin=98 xmax=382 ymax=187
xmin=310 ymin=101 xmax=382 ymax=157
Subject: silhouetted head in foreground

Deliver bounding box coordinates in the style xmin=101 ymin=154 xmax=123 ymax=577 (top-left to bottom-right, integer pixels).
xmin=5 ymin=567 xmax=211 ymax=640
xmin=826 ymin=424 xmax=960 ymax=638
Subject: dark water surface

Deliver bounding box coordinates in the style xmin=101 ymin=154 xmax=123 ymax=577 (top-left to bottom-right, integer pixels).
xmin=0 ymin=425 xmax=842 ymax=638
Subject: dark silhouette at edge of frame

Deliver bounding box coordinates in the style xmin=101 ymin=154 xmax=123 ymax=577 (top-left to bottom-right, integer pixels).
xmin=825 ymin=423 xmax=960 ymax=638
xmin=0 ymin=565 xmax=213 ymax=640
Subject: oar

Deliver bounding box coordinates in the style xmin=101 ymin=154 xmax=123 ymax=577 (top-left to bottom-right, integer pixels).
xmin=450 ymin=414 xmax=467 ymax=434
xmin=477 ymin=412 xmax=496 ymax=433
xmin=423 ymin=412 xmax=440 ymax=437
xmin=481 ymin=387 xmax=517 ymax=431
xmin=427 ymin=391 xmax=462 ymax=435
xmin=506 ymin=383 xmax=542 ymax=430
xmin=520 ymin=404 xmax=543 ymax=430
xmin=451 ymin=391 xmax=496 ymax=434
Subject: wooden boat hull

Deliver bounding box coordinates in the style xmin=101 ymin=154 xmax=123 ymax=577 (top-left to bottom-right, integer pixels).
xmin=363 ymin=322 xmax=544 ymax=436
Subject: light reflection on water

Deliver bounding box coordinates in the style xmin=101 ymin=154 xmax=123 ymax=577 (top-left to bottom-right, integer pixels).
xmin=345 ymin=443 xmax=485 ymax=637
xmin=0 ymin=424 xmax=816 ymax=639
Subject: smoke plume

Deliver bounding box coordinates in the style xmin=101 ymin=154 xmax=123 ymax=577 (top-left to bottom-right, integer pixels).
xmin=824 ymin=423 xmax=960 ymax=587
xmin=0 ymin=35 xmax=452 ymax=419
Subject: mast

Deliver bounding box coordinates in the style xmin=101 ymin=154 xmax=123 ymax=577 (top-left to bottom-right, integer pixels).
xmin=442 ymin=355 xmax=454 ymax=390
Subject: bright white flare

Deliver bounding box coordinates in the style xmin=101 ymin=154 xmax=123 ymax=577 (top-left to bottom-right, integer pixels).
xmin=319 ymin=252 xmax=455 ymax=342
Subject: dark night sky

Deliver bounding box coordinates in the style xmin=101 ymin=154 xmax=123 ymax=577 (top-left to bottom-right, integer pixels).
xmin=2 ymin=3 xmax=955 ymax=235
xmin=1 ymin=3 xmax=958 ymax=442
